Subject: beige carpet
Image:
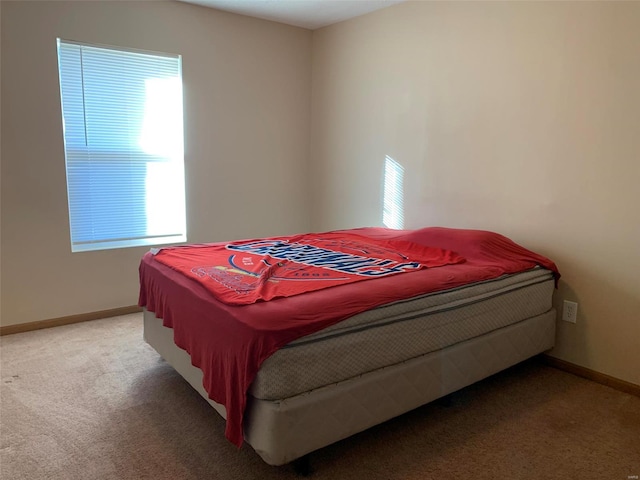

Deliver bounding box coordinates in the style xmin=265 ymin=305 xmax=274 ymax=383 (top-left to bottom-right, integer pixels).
xmin=1 ymin=313 xmax=638 ymax=480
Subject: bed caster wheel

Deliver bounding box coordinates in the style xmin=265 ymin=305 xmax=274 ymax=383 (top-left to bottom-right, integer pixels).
xmin=292 ymin=455 xmax=312 ymax=477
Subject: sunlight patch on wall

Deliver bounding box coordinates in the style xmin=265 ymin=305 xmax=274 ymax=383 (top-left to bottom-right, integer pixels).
xmin=383 ymin=156 xmax=405 ymax=229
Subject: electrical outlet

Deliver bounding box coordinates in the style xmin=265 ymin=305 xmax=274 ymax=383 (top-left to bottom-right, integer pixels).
xmin=562 ymin=300 xmax=578 ymax=323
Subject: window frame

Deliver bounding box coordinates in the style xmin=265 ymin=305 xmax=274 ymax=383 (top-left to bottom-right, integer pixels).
xmin=56 ymin=39 xmax=187 ymax=253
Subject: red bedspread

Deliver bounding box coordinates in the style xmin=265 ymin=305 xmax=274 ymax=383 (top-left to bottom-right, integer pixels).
xmin=152 ymin=232 xmax=464 ymax=305
xmin=138 ymin=227 xmax=559 ymax=448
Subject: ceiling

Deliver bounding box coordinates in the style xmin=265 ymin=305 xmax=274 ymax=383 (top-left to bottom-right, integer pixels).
xmin=178 ymin=0 xmax=406 ymax=30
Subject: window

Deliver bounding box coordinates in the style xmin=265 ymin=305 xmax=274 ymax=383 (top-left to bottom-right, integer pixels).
xmin=383 ymin=156 xmax=404 ymax=229
xmin=57 ymin=40 xmax=186 ymax=252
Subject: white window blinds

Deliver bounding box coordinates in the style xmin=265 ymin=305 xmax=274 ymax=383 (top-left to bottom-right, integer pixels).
xmin=57 ymin=40 xmax=186 ymax=252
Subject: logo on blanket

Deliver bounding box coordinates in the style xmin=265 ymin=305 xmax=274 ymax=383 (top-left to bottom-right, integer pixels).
xmin=191 ymin=237 xmax=422 ymax=295
xmin=226 ymin=238 xmax=421 ymax=277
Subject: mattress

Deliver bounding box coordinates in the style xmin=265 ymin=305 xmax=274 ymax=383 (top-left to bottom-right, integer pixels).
xmin=249 ymin=268 xmax=554 ymax=400
xmin=251 ymin=267 xmax=554 ymax=400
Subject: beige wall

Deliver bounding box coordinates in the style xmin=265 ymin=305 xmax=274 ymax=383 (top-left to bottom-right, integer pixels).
xmin=0 ymin=1 xmax=312 ymax=326
xmin=310 ymin=1 xmax=640 ymax=385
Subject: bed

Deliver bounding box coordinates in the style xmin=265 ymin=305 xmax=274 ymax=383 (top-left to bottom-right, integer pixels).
xmin=139 ymin=226 xmax=559 ymax=467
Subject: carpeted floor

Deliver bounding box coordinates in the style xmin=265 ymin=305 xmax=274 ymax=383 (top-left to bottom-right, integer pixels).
xmin=0 ymin=313 xmax=638 ymax=480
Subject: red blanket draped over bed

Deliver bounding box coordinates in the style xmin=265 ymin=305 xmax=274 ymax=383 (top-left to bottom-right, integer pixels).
xmin=151 ymin=232 xmax=465 ymax=305
xmin=138 ymin=227 xmax=559 ymax=448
